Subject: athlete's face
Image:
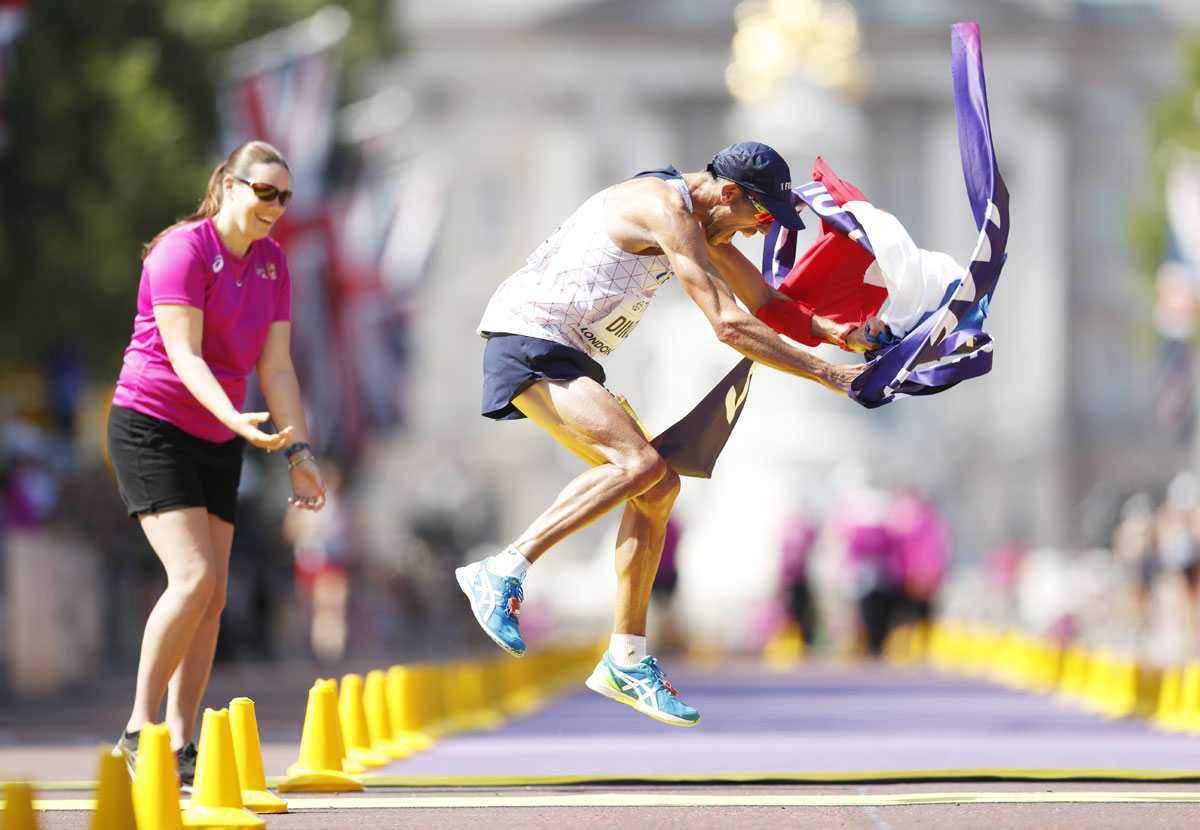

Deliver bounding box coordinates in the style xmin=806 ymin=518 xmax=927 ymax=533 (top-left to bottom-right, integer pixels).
xmin=225 ymin=162 xmax=291 ymax=242
xmin=704 ymin=182 xmax=773 ymax=246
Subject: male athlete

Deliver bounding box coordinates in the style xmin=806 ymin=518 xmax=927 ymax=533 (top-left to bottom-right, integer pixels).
xmin=459 ymin=142 xmax=874 ymax=725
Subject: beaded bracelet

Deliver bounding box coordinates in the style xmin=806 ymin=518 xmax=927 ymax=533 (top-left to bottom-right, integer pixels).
xmin=283 ymin=441 xmax=312 ymax=460
xmin=286 ymin=453 xmax=317 ymax=473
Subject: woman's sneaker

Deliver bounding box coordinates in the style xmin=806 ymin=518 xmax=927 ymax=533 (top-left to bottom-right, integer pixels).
xmin=585 ymin=652 xmax=700 ymax=726
xmin=113 ymin=732 xmax=139 ymax=780
xmin=176 ymin=742 xmax=198 ymax=794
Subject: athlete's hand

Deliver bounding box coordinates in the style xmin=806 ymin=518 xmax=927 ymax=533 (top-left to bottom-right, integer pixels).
xmin=820 ymin=362 xmax=868 ymax=395
xmin=843 ymin=317 xmax=887 ymax=353
xmin=228 ymin=413 xmax=293 ymax=450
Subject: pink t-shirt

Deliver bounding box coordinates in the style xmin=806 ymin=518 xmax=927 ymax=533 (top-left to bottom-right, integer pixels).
xmin=112 ymin=218 xmax=292 ymax=442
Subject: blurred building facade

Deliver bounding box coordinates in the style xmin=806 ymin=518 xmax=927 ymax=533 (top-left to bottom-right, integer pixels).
xmin=361 ymin=0 xmax=1189 ymax=646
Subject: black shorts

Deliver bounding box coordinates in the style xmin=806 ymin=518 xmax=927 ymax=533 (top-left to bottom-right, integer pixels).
xmin=481 ymin=334 xmax=607 ymax=420
xmin=106 ymin=405 xmax=245 ymax=524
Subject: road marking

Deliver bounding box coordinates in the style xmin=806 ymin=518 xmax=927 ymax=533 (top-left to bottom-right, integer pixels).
xmin=16 ymin=768 xmax=1200 ymax=793
xmin=13 ymin=791 xmax=1200 ymax=811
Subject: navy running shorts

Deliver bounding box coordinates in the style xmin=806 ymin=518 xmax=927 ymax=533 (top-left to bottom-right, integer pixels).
xmin=106 ymin=405 xmax=245 ymax=524
xmin=481 ymin=333 xmax=607 ymax=421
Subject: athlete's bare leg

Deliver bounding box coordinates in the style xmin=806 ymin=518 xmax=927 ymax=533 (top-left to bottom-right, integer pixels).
xmin=511 ymin=376 xmax=680 ymax=636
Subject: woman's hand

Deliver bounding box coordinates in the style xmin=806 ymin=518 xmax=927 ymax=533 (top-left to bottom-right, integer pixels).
xmin=287 ymin=455 xmax=327 ymax=512
xmin=227 ymin=413 xmax=293 ymax=450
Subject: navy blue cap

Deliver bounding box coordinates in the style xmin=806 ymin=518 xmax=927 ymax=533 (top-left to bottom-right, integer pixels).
xmin=708 ymin=141 xmax=804 ymax=231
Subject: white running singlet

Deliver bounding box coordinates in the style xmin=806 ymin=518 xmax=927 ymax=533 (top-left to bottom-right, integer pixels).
xmin=477 ymin=177 xmax=692 ymax=358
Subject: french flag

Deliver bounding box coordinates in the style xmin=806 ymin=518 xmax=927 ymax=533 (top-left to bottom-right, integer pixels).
xmin=655 ymin=23 xmax=1008 ymax=477
xmin=764 ymin=22 xmax=1009 ymax=409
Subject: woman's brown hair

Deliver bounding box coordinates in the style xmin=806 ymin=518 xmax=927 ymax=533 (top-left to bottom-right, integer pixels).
xmin=142 ymin=140 xmax=290 ymax=258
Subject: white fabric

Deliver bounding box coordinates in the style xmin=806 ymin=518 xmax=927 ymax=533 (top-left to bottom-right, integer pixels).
xmin=609 ymin=633 xmax=647 ymax=667
xmin=487 ymin=545 xmax=531 ymax=579
xmin=843 ymin=200 xmax=965 ymax=337
xmin=478 ymin=179 xmax=692 ymax=358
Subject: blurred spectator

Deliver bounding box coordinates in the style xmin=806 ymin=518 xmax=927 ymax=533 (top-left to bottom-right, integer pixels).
xmin=1154 ymin=472 xmax=1198 ymax=578
xmin=779 ymin=507 xmax=820 ymax=647
xmin=1150 ymin=472 xmax=1200 ymax=661
xmin=283 ymin=459 xmax=353 ymax=664
xmin=43 ymin=344 xmax=87 ymax=440
xmin=1111 ymin=491 xmax=1157 ymax=642
xmin=218 ymin=458 xmax=290 ymax=662
xmin=887 ymin=486 xmax=951 ymax=627
xmin=829 ymin=479 xmax=902 ymax=656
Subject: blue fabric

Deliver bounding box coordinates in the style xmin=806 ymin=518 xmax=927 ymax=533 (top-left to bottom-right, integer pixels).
xmin=849 ymin=23 xmax=1009 ymax=408
xmin=481 ymin=334 xmax=606 ymax=421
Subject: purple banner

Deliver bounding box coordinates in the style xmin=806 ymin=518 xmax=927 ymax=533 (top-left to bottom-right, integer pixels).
xmin=760 ymin=183 xmax=875 ymax=288
xmin=849 ymin=22 xmax=1009 ymax=408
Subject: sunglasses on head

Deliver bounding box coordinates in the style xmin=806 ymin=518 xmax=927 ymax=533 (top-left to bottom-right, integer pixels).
xmin=737 ymin=185 xmax=774 ymax=224
xmin=234 ymin=176 xmax=292 ymax=207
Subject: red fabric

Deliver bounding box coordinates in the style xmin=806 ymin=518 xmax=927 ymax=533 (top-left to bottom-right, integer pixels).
xmin=762 ymin=157 xmax=887 ymax=345
xmin=755 ymin=298 xmax=821 ymax=347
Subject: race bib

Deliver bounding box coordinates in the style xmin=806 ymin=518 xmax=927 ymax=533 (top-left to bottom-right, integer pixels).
xmin=577 ymin=296 xmax=653 ymax=356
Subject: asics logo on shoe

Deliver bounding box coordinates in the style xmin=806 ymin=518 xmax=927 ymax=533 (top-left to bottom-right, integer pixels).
xmin=609 ymin=666 xmax=662 ymax=709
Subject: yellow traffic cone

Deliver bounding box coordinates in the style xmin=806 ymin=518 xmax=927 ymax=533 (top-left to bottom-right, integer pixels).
xmin=92 ymin=744 xmax=135 ymax=830
xmin=508 ymin=655 xmax=545 ymax=716
xmin=478 ymin=661 xmax=508 ymax=730
xmin=228 ymin=698 xmax=287 ymax=814
xmin=1057 ymin=642 xmax=1088 ymax=703
xmin=131 ymin=724 xmax=183 ymax=830
xmin=338 ymin=673 xmax=392 ymax=767
xmin=316 ymin=678 xmax=367 ymax=774
xmin=279 ymin=682 xmax=363 ymax=793
xmin=454 ymin=661 xmax=501 ymax=731
xmin=1 ymin=781 xmax=37 ymax=830
xmin=1134 ymin=664 xmax=1162 ymax=719
xmin=763 ymin=621 xmax=805 ymax=673
xmin=1100 ymin=656 xmax=1138 ymax=719
xmin=363 ymin=670 xmax=408 ymax=759
xmin=181 ymin=708 xmax=264 ymax=829
xmin=1154 ymin=665 xmax=1183 ymax=730
xmin=386 ymin=665 xmax=434 ymax=753
xmin=1175 ymin=662 xmax=1200 ymax=734
xmin=495 ymin=655 xmax=536 ymax=717
xmin=417 ymin=663 xmax=453 ymax=738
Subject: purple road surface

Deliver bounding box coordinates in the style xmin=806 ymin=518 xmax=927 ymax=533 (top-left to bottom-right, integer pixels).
xmin=376 ymin=658 xmax=1200 ymax=779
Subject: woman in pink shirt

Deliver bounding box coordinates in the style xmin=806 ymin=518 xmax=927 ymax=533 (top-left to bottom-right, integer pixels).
xmin=106 ymin=140 xmax=325 ymax=788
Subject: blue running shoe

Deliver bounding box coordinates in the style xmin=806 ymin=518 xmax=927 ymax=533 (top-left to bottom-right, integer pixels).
xmin=455 ymin=557 xmax=526 ymax=657
xmin=584 ymin=652 xmax=700 ymax=726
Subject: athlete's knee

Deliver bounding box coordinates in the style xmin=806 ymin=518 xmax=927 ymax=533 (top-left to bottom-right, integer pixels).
xmin=636 ymin=464 xmax=680 ymax=511
xmin=619 ymin=447 xmax=673 ymax=497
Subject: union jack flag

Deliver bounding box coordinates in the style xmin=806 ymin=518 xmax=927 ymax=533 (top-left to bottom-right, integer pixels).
xmin=218 ymin=8 xmax=449 ymax=463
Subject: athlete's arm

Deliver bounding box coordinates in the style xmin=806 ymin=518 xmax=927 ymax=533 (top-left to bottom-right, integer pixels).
xmin=705 ymin=241 xmax=773 ymax=314
xmin=641 ymin=206 xmax=863 ymax=395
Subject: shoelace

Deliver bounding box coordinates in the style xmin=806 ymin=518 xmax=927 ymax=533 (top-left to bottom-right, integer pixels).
xmin=501 ymin=577 xmax=523 ymax=618
xmin=642 ymin=656 xmax=678 ymax=696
